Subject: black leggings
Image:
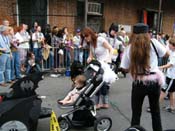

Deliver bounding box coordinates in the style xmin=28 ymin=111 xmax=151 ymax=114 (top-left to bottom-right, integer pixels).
xmin=131 ymin=81 xmax=162 ymax=131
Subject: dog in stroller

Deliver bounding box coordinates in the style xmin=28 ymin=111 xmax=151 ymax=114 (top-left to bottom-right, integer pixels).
xmin=57 ymin=60 xmax=112 ymax=131
xmin=0 ymin=72 xmax=51 ymax=131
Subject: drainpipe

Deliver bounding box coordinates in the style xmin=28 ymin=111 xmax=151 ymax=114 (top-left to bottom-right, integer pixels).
xmin=84 ymin=0 xmax=88 ymax=27
xmin=157 ymin=0 xmax=162 ymax=33
xmin=16 ymin=0 xmax=19 ymax=26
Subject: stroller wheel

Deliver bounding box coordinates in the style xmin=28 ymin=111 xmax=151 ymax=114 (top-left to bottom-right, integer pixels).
xmin=0 ymin=120 xmax=28 ymax=131
xmin=94 ymin=116 xmax=112 ymax=131
xmin=58 ymin=117 xmax=71 ymax=131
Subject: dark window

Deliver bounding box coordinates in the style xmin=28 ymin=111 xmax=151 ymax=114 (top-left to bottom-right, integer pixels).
xmin=18 ymin=0 xmax=47 ymax=31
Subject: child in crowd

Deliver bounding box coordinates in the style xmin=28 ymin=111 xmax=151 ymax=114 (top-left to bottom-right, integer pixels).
xmin=159 ymin=38 xmax=175 ymax=112
xmin=58 ymin=75 xmax=86 ymax=105
xmin=26 ymin=52 xmax=41 ymax=74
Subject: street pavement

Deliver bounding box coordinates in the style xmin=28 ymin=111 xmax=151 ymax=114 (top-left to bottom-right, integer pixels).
xmin=37 ymin=74 xmax=175 ymax=131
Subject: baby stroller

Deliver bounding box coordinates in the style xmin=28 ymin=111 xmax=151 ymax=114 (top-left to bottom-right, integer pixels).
xmin=57 ymin=60 xmax=112 ymax=131
xmin=0 ymin=72 xmax=51 ymax=131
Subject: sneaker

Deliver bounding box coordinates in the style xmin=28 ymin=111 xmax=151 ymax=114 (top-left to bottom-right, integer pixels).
xmin=164 ymin=96 xmax=169 ymax=100
xmin=50 ymin=74 xmax=60 ymax=78
xmin=165 ymin=107 xmax=175 ymax=112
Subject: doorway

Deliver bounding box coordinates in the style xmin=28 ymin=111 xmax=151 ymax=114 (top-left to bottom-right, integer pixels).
xmin=18 ymin=0 xmax=47 ymax=31
xmin=142 ymin=9 xmax=162 ymax=33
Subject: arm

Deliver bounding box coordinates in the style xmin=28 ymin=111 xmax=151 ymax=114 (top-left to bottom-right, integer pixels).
xmin=60 ymin=92 xmax=71 ymax=102
xmin=159 ymin=63 xmax=173 ymax=70
xmin=120 ymin=46 xmax=130 ymax=73
xmin=62 ymin=96 xmax=75 ymax=105
xmin=163 ymin=50 xmax=170 ymax=58
xmin=0 ymin=48 xmax=7 ymax=52
xmin=87 ymin=46 xmax=93 ymax=63
xmin=103 ymin=41 xmax=113 ymax=63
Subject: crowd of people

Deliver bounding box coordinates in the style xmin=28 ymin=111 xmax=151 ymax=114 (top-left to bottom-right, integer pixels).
xmin=1 ymin=19 xmax=175 ymax=130
xmin=0 ymin=20 xmax=128 ymax=87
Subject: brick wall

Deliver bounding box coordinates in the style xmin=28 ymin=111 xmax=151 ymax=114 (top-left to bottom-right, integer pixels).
xmin=48 ymin=0 xmax=77 ymax=34
xmin=0 ymin=0 xmax=17 ymax=26
xmin=0 ymin=0 xmax=174 ymax=35
xmin=103 ymin=0 xmax=174 ymax=35
xmin=162 ymin=1 xmax=175 ymax=35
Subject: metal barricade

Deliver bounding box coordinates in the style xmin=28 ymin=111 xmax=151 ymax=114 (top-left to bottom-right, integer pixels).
xmin=41 ymin=47 xmax=89 ymax=72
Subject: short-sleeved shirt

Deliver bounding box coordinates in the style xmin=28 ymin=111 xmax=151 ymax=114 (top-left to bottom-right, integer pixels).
xmin=121 ymin=38 xmax=167 ymax=73
xmin=15 ymin=32 xmax=30 ymax=49
xmin=166 ymin=51 xmax=175 ymax=79
xmin=91 ymin=36 xmax=109 ymax=61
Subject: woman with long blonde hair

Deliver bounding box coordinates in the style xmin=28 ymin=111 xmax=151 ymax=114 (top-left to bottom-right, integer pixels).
xmin=121 ymin=23 xmax=169 ymax=131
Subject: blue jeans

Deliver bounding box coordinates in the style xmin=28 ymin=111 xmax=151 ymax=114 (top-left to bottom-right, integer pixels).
xmin=0 ymin=54 xmax=11 ymax=83
xmin=65 ymin=49 xmax=71 ymax=70
xmin=33 ymin=48 xmax=42 ymax=62
xmin=95 ymin=83 xmax=110 ymax=104
xmin=74 ymin=48 xmax=83 ymax=64
xmin=11 ymin=51 xmax=21 ymax=80
xmin=48 ymin=51 xmax=54 ymax=68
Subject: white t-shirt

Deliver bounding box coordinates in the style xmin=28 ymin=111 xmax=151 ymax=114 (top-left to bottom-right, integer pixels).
xmin=121 ymin=38 xmax=167 ymax=72
xmin=91 ymin=36 xmax=109 ymax=61
xmin=73 ymin=35 xmax=81 ymax=47
xmin=32 ymin=32 xmax=44 ymax=48
xmin=15 ymin=32 xmax=30 ymax=49
xmin=166 ymin=51 xmax=175 ymax=79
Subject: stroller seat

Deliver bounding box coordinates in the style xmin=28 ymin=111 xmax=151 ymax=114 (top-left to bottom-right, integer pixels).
xmin=57 ymin=60 xmax=104 ymax=109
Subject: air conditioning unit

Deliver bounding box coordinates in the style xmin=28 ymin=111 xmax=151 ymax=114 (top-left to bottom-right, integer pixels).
xmin=88 ymin=2 xmax=102 ymax=16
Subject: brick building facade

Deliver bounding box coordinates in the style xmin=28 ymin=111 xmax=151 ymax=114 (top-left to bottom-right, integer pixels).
xmin=103 ymin=0 xmax=175 ymax=35
xmin=0 ymin=0 xmax=174 ymax=35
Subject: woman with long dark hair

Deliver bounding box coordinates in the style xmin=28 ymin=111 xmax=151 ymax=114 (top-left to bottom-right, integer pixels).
xmin=121 ymin=23 xmax=169 ymax=131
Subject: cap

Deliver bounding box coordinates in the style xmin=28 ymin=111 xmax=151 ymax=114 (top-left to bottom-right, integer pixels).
xmin=133 ymin=23 xmax=149 ymax=34
xmin=0 ymin=25 xmax=9 ymax=32
xmin=76 ymin=28 xmax=81 ymax=33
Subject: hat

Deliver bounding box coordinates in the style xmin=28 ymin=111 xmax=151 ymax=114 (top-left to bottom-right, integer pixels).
xmin=0 ymin=25 xmax=8 ymax=32
xmin=133 ymin=23 xmax=149 ymax=34
xmin=76 ymin=28 xmax=81 ymax=33
xmin=109 ymin=23 xmax=119 ymax=32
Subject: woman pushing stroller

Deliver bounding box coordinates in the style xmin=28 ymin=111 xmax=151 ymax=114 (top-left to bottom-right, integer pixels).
xmin=82 ymin=27 xmax=117 ymax=109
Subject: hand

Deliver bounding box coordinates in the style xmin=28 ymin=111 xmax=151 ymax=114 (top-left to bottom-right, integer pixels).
xmin=159 ymin=66 xmax=163 ymax=70
xmin=1 ymin=48 xmax=7 ymax=51
xmin=87 ymin=57 xmax=92 ymax=63
xmin=10 ymin=54 xmax=13 ymax=59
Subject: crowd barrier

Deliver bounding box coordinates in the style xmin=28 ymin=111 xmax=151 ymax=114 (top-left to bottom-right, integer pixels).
xmin=41 ymin=47 xmax=89 ymax=72
xmin=40 ymin=47 xmax=168 ymax=74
